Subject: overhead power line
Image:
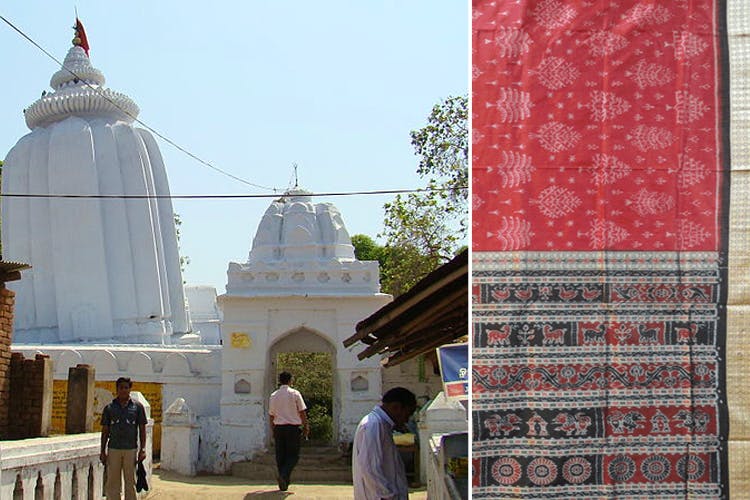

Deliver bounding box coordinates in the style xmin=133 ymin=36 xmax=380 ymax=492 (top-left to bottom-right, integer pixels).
xmin=0 ymin=186 xmax=468 ymax=200
xmin=0 ymin=14 xmax=468 ymax=203
xmin=0 ymin=13 xmax=277 ymax=192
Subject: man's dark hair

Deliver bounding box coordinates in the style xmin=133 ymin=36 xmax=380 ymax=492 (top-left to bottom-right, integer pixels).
xmin=382 ymin=387 xmax=417 ymax=408
xmin=115 ymin=377 xmax=133 ymax=388
xmin=279 ymin=372 xmax=292 ymax=385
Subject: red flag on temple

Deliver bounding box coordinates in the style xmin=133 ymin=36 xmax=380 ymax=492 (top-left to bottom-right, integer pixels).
xmin=74 ymin=18 xmax=89 ymax=56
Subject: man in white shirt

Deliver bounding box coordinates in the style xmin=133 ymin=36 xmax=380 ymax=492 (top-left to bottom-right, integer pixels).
xmin=269 ymin=371 xmax=309 ymax=491
xmin=352 ymin=387 xmax=417 ymax=500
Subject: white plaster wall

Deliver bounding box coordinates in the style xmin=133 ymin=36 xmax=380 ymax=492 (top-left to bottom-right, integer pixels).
xmin=382 ymin=355 xmax=445 ymax=409
xmin=195 ymin=416 xmax=222 ymax=473
xmin=0 ymin=434 xmax=105 ymax=500
xmin=218 ymin=293 xmax=390 ymax=468
xmin=185 ymin=285 xmax=222 ymax=345
xmin=11 ymin=345 xmax=222 ymax=418
xmin=417 ymin=392 xmax=468 ymax=485
xmin=191 ymin=321 xmax=221 ymax=345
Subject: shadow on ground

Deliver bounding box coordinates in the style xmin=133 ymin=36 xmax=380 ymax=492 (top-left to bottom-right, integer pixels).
xmin=243 ymin=492 xmax=294 ymax=499
xmin=150 ymin=467 xmax=427 ymax=500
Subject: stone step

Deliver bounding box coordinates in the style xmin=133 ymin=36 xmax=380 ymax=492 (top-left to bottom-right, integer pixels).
xmin=268 ymin=446 xmax=344 ymax=457
xmin=231 ymin=461 xmax=352 ymax=483
xmin=269 ymin=446 xmax=343 ymax=454
xmin=252 ymin=452 xmax=347 ymax=466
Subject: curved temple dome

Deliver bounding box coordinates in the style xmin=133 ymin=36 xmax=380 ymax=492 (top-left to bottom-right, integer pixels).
xmin=25 ymin=46 xmax=139 ymax=129
xmin=1 ymin=32 xmax=189 ymax=344
xmin=249 ymin=188 xmax=355 ymax=263
xmin=226 ymin=188 xmax=381 ymax=296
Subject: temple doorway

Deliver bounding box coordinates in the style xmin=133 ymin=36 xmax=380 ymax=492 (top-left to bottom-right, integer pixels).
xmin=276 ymin=352 xmax=333 ymax=444
xmin=266 ymin=328 xmax=338 ymax=446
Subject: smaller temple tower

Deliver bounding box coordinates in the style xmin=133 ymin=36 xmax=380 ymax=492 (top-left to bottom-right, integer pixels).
xmin=218 ymin=188 xmax=390 ymax=467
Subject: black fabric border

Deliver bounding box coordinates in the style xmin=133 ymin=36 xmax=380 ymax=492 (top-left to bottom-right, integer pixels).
xmin=716 ymin=0 xmax=731 ymax=498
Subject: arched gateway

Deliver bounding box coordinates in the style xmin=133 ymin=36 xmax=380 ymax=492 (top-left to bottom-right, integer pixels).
xmin=266 ymin=327 xmax=337 ymax=445
xmin=217 ymin=188 xmax=391 ymax=465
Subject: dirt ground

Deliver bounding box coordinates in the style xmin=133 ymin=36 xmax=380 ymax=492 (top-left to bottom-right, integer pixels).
xmin=148 ymin=469 xmax=428 ymax=500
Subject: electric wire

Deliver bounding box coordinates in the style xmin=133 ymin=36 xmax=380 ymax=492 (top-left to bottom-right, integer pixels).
xmin=0 ymin=13 xmax=277 ymax=192
xmin=0 ymin=14 xmax=468 ymax=202
xmin=0 ymin=186 xmax=467 ymax=200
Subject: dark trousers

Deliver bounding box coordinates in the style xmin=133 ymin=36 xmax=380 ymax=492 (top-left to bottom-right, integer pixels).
xmin=274 ymin=425 xmax=301 ymax=481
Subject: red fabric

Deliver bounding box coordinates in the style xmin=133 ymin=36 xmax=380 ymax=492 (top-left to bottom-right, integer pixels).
xmin=75 ymin=18 xmax=90 ymax=56
xmin=472 ymin=0 xmax=724 ymax=252
xmin=471 ymin=1 xmax=729 ymax=497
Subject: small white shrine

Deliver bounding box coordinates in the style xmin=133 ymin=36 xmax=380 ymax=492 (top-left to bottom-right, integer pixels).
xmin=184 ymin=285 xmax=222 ymax=345
xmin=2 ymin=38 xmax=189 ymax=344
xmin=217 ymin=188 xmax=391 ymax=464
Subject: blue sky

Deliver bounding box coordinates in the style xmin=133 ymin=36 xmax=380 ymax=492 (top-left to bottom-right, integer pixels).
xmin=0 ymin=2 xmax=468 ymax=292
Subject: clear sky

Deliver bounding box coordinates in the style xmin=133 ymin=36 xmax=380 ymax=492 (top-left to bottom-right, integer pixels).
xmin=0 ymin=2 xmax=468 ymax=292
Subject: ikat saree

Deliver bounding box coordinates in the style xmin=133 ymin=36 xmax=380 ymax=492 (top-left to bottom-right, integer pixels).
xmin=471 ymin=0 xmax=746 ymax=497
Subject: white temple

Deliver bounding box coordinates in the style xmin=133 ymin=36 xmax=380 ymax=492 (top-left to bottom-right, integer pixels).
xmin=2 ymin=32 xmax=189 ymax=344
xmin=227 ymin=188 xmax=381 ymax=296
xmin=5 ymin=23 xmax=448 ymax=477
xmin=217 ymin=188 xmax=391 ymax=465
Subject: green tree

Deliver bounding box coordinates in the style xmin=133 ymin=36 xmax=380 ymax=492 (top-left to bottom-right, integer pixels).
xmin=380 ymin=95 xmax=468 ymax=296
xmin=351 ymin=234 xmax=426 ymax=297
xmin=173 ymin=212 xmax=190 ymax=275
xmin=351 ymin=234 xmax=384 ymax=264
xmin=410 ymin=95 xmax=468 ymax=209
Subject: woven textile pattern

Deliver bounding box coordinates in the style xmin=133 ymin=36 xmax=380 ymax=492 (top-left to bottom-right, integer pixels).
xmin=472 ymin=0 xmax=729 ymax=498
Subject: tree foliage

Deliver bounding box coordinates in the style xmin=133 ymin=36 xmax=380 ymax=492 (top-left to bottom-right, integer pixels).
xmin=173 ymin=212 xmax=190 ymax=275
xmin=352 ymin=234 xmax=440 ymax=297
xmin=351 ymin=234 xmax=384 ymax=264
xmin=409 ymin=95 xmax=468 ymax=208
xmin=276 ymin=352 xmax=333 ymax=411
xmin=378 ymin=95 xmax=468 ymax=296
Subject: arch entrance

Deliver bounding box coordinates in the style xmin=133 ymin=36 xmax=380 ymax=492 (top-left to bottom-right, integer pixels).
xmin=265 ymin=328 xmax=338 ymax=446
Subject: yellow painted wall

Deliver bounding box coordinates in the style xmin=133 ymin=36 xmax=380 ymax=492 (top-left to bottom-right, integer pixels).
xmin=52 ymin=380 xmax=163 ymax=454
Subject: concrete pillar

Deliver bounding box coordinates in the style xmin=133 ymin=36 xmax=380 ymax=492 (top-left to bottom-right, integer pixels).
xmin=65 ymin=364 xmax=95 ymax=433
xmin=161 ymin=398 xmax=199 ymax=476
xmin=36 ymin=354 xmax=54 ymax=438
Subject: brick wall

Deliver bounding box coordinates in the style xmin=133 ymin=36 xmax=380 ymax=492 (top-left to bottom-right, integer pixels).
xmin=0 ymin=285 xmax=15 ymax=438
xmin=8 ymin=353 xmax=53 ymax=440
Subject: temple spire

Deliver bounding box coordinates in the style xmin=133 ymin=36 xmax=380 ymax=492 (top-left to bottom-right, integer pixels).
xmin=72 ymin=17 xmax=89 ymax=56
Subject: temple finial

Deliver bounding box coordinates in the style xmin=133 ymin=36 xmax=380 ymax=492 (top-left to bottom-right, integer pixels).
xmin=293 ymin=162 xmax=299 ymax=188
xmin=72 ymin=17 xmax=90 ymax=56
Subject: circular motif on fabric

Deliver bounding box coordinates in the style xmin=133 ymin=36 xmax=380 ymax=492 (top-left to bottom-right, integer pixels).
xmin=562 ymin=456 xmax=592 ymax=484
xmin=559 ymin=366 xmax=576 ymax=379
xmin=641 ymin=455 xmax=671 ymax=482
xmin=608 ymin=455 xmax=636 ymax=482
xmin=527 ymin=457 xmax=558 ymax=486
xmin=651 ymin=285 xmax=673 ymax=300
xmin=676 ymin=455 xmax=706 ymax=481
xmin=491 ymin=457 xmax=522 ymax=485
